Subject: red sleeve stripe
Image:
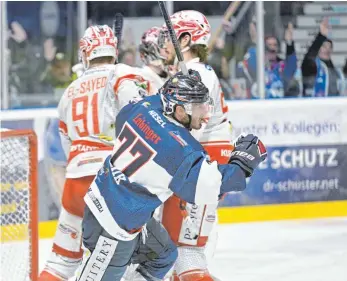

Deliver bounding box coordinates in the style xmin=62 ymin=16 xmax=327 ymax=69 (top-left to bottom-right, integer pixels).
xmin=59 ymin=120 xmax=68 ymax=135
xmin=113 ymin=74 xmax=151 ymax=96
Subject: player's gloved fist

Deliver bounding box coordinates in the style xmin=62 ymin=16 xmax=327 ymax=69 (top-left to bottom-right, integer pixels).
xmin=229 ymin=133 xmax=267 ymax=177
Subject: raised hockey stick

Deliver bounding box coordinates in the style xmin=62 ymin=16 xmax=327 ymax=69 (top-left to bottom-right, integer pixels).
xmin=158 ymin=1 xmax=188 ymax=75
xmin=113 ymin=13 xmax=124 ymax=63
xmin=208 ymin=1 xmax=241 ymax=52
xmin=113 ymin=13 xmax=124 ymax=45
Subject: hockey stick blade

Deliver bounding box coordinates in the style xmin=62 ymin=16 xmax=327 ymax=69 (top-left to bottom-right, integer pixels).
xmin=158 ymin=1 xmax=188 ymax=75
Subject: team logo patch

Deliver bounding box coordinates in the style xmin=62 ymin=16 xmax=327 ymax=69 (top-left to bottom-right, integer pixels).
xmin=169 ymin=131 xmax=188 ymax=146
xmin=142 ymin=101 xmax=151 ymax=108
xmin=205 ymin=214 xmax=216 ymax=222
xmin=58 ymin=224 xmax=79 ymax=239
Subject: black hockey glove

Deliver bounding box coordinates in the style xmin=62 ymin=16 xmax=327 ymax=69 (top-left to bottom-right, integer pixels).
xmin=229 ymin=134 xmax=267 ymax=177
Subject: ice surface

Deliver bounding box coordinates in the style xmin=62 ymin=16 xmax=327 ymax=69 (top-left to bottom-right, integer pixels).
xmin=36 ymin=217 xmax=347 ymax=281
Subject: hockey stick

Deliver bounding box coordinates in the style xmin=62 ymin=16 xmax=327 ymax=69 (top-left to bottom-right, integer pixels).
xmin=158 ymin=1 xmax=188 ymax=75
xmin=208 ymin=1 xmax=241 ymax=52
xmin=113 ymin=13 xmax=124 ymax=63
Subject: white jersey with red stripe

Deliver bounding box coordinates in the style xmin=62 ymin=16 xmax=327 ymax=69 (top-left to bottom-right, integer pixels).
xmin=181 ymin=58 xmax=231 ymax=248
xmin=186 ymin=58 xmax=231 ymax=145
xmin=58 ymin=63 xmax=149 ymax=178
xmin=161 ymin=58 xmax=233 ymax=253
xmin=137 ymin=65 xmax=167 ymax=94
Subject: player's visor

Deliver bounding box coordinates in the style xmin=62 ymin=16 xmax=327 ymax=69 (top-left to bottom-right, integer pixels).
xmin=184 ymin=97 xmax=214 ymax=119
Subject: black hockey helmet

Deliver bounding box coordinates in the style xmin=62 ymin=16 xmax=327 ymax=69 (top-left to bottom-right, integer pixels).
xmin=160 ymin=69 xmax=211 ymax=115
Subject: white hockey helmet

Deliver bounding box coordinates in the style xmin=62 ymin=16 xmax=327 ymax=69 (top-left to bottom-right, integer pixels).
xmin=163 ymin=10 xmax=211 ymax=47
xmin=79 ymin=25 xmax=117 ymax=68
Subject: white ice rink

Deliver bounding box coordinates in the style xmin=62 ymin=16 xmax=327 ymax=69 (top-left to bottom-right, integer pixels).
xmin=37 ymin=217 xmax=347 ymax=281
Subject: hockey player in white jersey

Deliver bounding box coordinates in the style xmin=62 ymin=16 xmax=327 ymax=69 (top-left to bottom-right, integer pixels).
xmin=39 ymin=25 xmax=151 ymax=281
xmin=138 ymin=26 xmax=168 ymax=94
xmin=76 ymin=69 xmax=267 ymax=281
xmin=159 ymin=10 xmax=234 ymax=281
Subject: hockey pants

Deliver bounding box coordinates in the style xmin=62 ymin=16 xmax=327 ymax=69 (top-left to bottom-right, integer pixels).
xmin=79 ymin=206 xmax=178 ymax=281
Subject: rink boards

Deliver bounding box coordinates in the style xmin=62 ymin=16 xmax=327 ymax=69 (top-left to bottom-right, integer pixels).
xmin=1 ymin=98 xmax=347 ymax=239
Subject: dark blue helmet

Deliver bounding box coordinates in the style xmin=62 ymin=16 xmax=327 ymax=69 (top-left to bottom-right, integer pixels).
xmin=160 ymin=69 xmax=210 ymax=114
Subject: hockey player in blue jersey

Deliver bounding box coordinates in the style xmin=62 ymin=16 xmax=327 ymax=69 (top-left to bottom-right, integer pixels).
xmin=78 ymin=69 xmax=267 ymax=281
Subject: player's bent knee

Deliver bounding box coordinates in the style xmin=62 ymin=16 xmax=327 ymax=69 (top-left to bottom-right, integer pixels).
xmin=179 ymin=270 xmax=215 ymax=281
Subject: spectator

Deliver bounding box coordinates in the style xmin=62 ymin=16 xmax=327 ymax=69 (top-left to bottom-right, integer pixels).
xmin=342 ymin=58 xmax=347 ymax=96
xmin=207 ymin=38 xmax=234 ymax=99
xmin=116 ymin=26 xmax=137 ymax=66
xmin=301 ymin=18 xmax=345 ymax=97
xmin=118 ymin=48 xmax=137 ymax=66
xmin=236 ymin=21 xmax=297 ymax=99
xmin=207 ymin=38 xmax=227 ymax=79
xmin=45 ymin=54 xmax=75 ymax=90
xmin=286 ymin=65 xmax=303 ymax=97
xmin=7 ymin=21 xmax=58 ymax=95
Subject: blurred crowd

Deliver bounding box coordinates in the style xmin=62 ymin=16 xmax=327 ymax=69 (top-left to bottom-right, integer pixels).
xmin=3 ymin=1 xmax=347 ymax=108
xmin=7 ymin=22 xmax=74 ymax=96
xmin=215 ymin=16 xmax=347 ymax=99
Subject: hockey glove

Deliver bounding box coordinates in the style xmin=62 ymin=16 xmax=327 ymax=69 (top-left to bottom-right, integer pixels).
xmin=229 ymin=133 xmax=267 ymax=177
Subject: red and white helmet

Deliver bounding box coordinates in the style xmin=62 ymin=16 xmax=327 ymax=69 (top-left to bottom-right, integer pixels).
xmin=79 ymin=25 xmax=117 ymax=67
xmin=167 ymin=10 xmax=211 ymax=46
xmin=139 ymin=26 xmax=165 ymax=65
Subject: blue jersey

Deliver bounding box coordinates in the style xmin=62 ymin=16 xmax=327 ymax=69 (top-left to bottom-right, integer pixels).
xmin=84 ymin=95 xmax=246 ymax=240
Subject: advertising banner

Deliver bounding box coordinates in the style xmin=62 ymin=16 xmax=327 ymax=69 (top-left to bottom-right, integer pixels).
xmin=221 ymin=97 xmax=347 ymax=206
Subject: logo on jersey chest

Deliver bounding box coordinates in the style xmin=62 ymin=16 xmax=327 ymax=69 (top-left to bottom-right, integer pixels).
xmin=133 ymin=113 xmax=161 ymax=144
xmin=148 ymin=110 xmax=166 ymax=128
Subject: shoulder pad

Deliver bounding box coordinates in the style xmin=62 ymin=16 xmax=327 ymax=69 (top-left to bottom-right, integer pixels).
xmin=186 ymin=61 xmax=219 ymax=84
xmin=114 ymin=63 xmax=143 ymax=77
